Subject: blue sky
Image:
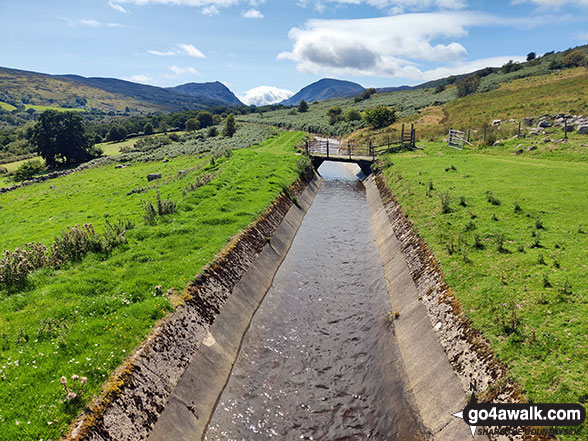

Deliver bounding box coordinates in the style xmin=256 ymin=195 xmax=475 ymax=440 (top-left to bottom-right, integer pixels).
xmin=1 ymin=0 xmax=587 ymax=105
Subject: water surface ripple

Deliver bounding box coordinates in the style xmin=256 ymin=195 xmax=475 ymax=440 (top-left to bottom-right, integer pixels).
xmin=205 ymin=162 xmax=425 ymax=441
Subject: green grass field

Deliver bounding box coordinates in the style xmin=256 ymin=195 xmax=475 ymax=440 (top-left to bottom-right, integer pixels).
xmin=381 ymin=144 xmax=587 ymax=439
xmin=0 ymin=101 xmax=17 ymax=111
xmin=0 ymin=130 xmax=306 ymax=440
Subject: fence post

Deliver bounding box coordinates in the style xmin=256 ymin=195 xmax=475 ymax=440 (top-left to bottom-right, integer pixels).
xmin=370 ymin=140 xmax=374 ymax=160
xmin=467 ymin=129 xmax=471 ymax=143
xmin=305 ymin=140 xmax=309 ymax=154
xmin=449 ymin=127 xmax=453 ymax=145
xmin=387 ymin=136 xmax=390 ymax=151
xmin=564 ymin=118 xmax=568 ymax=139
xmin=326 ymin=139 xmax=329 ymax=159
xmin=348 ymin=142 xmax=351 ymax=160
xmin=401 ymin=123 xmax=405 ymax=142
xmin=517 ymin=121 xmax=521 ymax=138
xmin=411 ymin=126 xmax=416 ymax=148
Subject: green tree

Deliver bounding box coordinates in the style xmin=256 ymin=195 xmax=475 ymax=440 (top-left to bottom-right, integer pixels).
xmin=526 ymin=52 xmax=536 ymax=61
xmin=185 ymin=118 xmax=200 ymax=132
xmin=455 ymin=75 xmax=481 ymax=97
xmin=326 ymin=106 xmax=342 ymax=125
xmin=363 ymin=106 xmax=396 ymax=129
xmin=31 ymin=110 xmax=98 ymax=168
xmin=13 ymin=159 xmax=45 ymax=182
xmin=434 ymin=84 xmax=446 ymax=94
xmin=344 ymin=108 xmax=362 ymax=122
xmin=158 ymin=120 xmax=168 ymax=133
xmin=106 ymin=124 xmax=127 ymax=142
xmin=197 ymin=111 xmax=214 ymax=129
xmin=298 ymin=100 xmax=309 ymax=113
xmin=143 ymin=122 xmax=154 ymax=135
xmin=222 ymin=113 xmax=237 ymax=137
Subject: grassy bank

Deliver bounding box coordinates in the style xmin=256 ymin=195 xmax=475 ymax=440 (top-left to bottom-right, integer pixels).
xmin=380 ymin=145 xmax=587 ymax=438
xmin=0 ymin=130 xmax=307 ymax=440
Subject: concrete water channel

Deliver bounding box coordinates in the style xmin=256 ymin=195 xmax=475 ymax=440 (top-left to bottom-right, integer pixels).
xmin=203 ymin=162 xmax=426 ymax=440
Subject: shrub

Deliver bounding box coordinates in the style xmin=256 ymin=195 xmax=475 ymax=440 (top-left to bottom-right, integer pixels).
xmin=502 ymin=60 xmax=522 ymax=74
xmin=327 ymin=106 xmax=343 ymax=125
xmin=562 ymin=50 xmax=586 ymax=68
xmin=495 ymin=232 xmax=507 ymax=253
xmin=526 ymin=52 xmax=536 ymax=61
xmin=207 ymin=126 xmax=218 ymax=138
xmin=363 ymin=106 xmax=397 ymax=129
xmin=297 ymin=100 xmax=309 ymax=113
xmin=186 ymin=118 xmax=200 ymax=132
xmin=182 ymin=173 xmax=215 ymax=195
xmin=144 ymin=192 xmax=177 ymax=223
xmin=344 ymin=108 xmax=362 ymax=122
xmin=514 ymin=200 xmax=522 ymax=213
xmin=456 ymin=75 xmax=480 ymax=97
xmin=296 ymin=156 xmax=314 ymax=181
xmin=143 ymin=122 xmax=154 ymax=135
xmin=354 ymin=88 xmax=376 ymax=102
xmin=434 ymin=84 xmax=446 ymax=94
xmin=440 ymin=191 xmax=452 ymax=214
xmin=485 ymin=190 xmax=501 ymax=206
xmin=222 ymin=113 xmax=237 ymax=138
xmin=459 ymin=195 xmax=467 ymax=207
xmin=13 ymin=159 xmax=45 ymax=182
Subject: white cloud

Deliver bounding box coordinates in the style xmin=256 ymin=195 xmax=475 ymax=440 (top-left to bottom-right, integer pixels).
xmin=239 ymin=86 xmax=294 ymax=106
xmin=512 ymin=0 xmax=588 ymax=8
xmin=124 ymin=74 xmax=153 ymax=83
xmin=278 ymin=12 xmax=542 ymax=80
xmin=107 ymin=22 xmax=124 ymax=27
xmin=109 ymin=0 xmax=129 ymax=12
xmin=297 ymin=0 xmax=466 ymax=13
xmin=169 ymin=65 xmax=201 ymax=75
xmin=148 ymin=43 xmax=206 ymax=58
xmin=178 ymin=43 xmax=206 ymax=58
xmin=58 ymin=17 xmax=104 ymax=27
xmin=242 ymin=8 xmax=264 ymax=18
xmin=202 ymin=5 xmax=220 ymax=14
xmin=80 ymin=18 xmax=102 ymax=27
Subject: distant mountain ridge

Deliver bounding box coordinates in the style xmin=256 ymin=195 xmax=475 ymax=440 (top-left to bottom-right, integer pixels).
xmin=167 ymin=81 xmax=243 ymax=106
xmin=0 ymin=66 xmax=244 ymax=114
xmin=281 ymin=78 xmax=365 ymax=106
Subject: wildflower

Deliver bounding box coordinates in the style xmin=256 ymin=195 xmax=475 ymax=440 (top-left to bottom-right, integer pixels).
xmin=66 ymin=392 xmax=77 ymax=401
xmin=71 ymin=374 xmax=79 ymax=381
xmin=80 ymin=377 xmax=87 ymax=385
xmin=60 ymin=376 xmax=67 ymax=385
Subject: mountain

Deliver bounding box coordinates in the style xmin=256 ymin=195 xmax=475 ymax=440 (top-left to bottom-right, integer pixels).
xmin=0 ymin=66 xmax=244 ymax=116
xmin=59 ymin=75 xmax=236 ymax=109
xmin=167 ymin=81 xmax=243 ymax=106
xmin=280 ymin=78 xmax=364 ymax=106
xmin=377 ymin=85 xmax=413 ymax=93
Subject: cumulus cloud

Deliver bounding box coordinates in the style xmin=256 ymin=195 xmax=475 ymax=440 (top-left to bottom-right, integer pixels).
xmin=242 ymin=8 xmax=264 ymax=18
xmin=278 ymin=12 xmax=536 ymax=80
xmin=148 ymin=43 xmax=205 ymax=58
xmin=240 ymin=86 xmax=294 ymax=106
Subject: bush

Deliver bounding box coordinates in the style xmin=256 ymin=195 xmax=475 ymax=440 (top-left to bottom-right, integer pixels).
xmin=502 ymin=60 xmax=522 ymax=74
xmin=344 ymin=108 xmax=362 ymax=122
xmin=326 ymin=106 xmax=343 ymax=125
xmin=186 ymin=118 xmax=200 ymax=132
xmin=298 ymin=100 xmax=309 ymax=113
xmin=207 ymin=126 xmax=218 ymax=138
xmin=526 ymin=52 xmax=536 ymax=61
xmin=295 ymin=156 xmax=314 ymax=181
xmin=363 ymin=106 xmax=397 ymax=129
xmin=144 ymin=192 xmax=177 ymax=223
xmin=13 ymin=159 xmax=45 ymax=182
xmin=354 ymin=88 xmax=376 ymax=102
xmin=143 ymin=122 xmax=154 ymax=135
xmin=434 ymin=84 xmax=446 ymax=94
xmin=222 ymin=113 xmax=237 ymax=138
xmin=106 ymin=124 xmax=127 ymax=142
xmin=562 ymin=50 xmax=587 ymax=68
xmin=456 ymin=75 xmax=481 ymax=97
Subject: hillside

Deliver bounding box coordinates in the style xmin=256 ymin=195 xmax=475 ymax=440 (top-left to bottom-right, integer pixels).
xmin=0 ymin=67 xmax=244 ymax=117
xmin=167 ymin=81 xmax=243 ymax=106
xmin=281 ymin=78 xmax=364 ymax=106
xmin=0 ymin=67 xmax=156 ymax=113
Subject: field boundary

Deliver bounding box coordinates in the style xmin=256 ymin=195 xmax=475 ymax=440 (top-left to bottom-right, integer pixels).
xmin=64 ymin=173 xmax=321 ymax=441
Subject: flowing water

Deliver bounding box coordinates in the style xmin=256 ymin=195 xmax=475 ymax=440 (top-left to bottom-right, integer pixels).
xmin=204 ymin=162 xmax=425 ymax=441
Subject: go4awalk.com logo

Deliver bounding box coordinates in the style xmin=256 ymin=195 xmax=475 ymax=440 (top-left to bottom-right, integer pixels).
xmin=452 ymin=392 xmax=586 ymax=438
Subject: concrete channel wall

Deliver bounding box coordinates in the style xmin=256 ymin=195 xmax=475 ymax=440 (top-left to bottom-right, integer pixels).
xmin=66 ymin=175 xmax=321 ymax=441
